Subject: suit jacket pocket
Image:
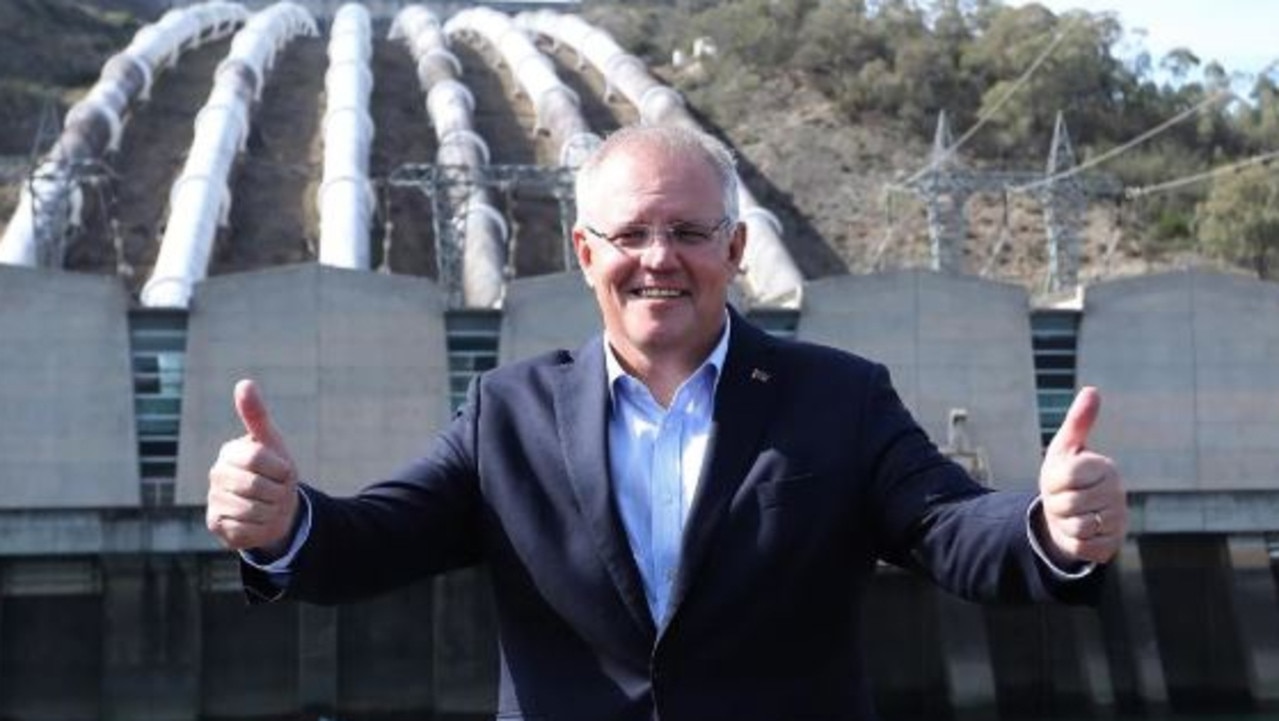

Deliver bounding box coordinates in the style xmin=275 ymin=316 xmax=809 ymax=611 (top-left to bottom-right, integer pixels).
xmin=754 ymin=473 xmax=818 ymax=509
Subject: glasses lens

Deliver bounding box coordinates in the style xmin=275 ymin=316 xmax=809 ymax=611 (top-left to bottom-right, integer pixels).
xmin=594 ymin=219 xmax=727 ymax=251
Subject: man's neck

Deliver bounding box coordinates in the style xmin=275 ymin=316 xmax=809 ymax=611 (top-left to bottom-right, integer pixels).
xmin=611 ymin=349 xmax=697 ymax=408
xmin=604 ymin=313 xmax=732 ymax=408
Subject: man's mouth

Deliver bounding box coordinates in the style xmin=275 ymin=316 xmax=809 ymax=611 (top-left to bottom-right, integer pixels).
xmin=631 ymin=287 xmax=687 ymax=299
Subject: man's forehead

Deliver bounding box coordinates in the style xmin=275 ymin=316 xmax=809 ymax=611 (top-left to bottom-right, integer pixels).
xmin=593 ymin=142 xmax=716 ymax=187
xmin=585 ymin=154 xmax=721 ymax=219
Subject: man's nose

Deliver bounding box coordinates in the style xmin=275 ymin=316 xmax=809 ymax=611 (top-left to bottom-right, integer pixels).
xmin=638 ymin=234 xmax=680 ymax=267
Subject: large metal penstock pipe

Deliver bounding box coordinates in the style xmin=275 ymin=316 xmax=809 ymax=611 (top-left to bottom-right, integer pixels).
xmin=516 ymin=10 xmax=803 ymax=308
xmin=317 ymin=3 xmax=375 ymax=270
xmin=141 ymin=2 xmax=317 ymax=308
xmin=392 ymin=5 xmax=507 ymax=308
xmin=0 ymin=1 xmax=250 ymax=268
xmin=446 ymin=7 xmax=600 ymax=169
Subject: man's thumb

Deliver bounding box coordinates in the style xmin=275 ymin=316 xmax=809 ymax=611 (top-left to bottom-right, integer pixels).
xmin=234 ymin=379 xmax=285 ymax=451
xmin=1047 ymin=385 xmax=1101 ymax=456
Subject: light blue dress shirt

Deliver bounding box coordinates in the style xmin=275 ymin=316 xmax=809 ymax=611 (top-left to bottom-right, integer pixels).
xmin=603 ymin=316 xmax=731 ymax=623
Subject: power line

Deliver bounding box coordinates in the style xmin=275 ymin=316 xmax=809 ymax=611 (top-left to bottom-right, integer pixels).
xmin=1014 ymin=90 xmax=1233 ymax=193
xmin=903 ymin=17 xmax=1081 ymax=186
xmin=1125 ymin=147 xmax=1279 ymax=198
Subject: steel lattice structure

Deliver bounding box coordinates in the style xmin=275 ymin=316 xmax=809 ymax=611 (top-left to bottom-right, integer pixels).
xmin=888 ymin=112 xmax=1121 ymax=292
xmin=388 ymin=162 xmax=577 ymax=307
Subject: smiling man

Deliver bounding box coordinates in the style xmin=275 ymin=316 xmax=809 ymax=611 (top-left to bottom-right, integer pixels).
xmin=573 ymin=127 xmax=745 ymax=407
xmin=207 ymin=124 xmax=1127 ymax=721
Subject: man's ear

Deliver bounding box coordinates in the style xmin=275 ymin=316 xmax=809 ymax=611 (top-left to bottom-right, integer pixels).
xmin=726 ymin=220 xmax=747 ymax=273
xmin=572 ymin=227 xmax=595 ymax=288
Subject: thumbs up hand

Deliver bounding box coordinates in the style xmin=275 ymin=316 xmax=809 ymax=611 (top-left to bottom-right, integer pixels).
xmin=206 ymin=379 xmax=301 ymax=557
xmin=1037 ymin=386 xmax=1127 ymax=565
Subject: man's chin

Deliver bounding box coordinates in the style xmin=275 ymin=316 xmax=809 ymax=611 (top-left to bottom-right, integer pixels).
xmin=625 ymin=321 xmax=700 ymax=354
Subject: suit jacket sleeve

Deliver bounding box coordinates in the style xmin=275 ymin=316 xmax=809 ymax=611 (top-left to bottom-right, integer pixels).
xmin=861 ymin=362 xmax=1104 ymax=605
xmin=243 ymin=376 xmax=487 ymax=605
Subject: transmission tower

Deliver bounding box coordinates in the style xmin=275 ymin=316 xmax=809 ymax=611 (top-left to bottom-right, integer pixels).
xmin=918 ymin=112 xmax=972 ymax=273
xmin=388 ymin=163 xmax=576 ymax=307
xmin=1037 ymin=114 xmax=1088 ymax=292
xmin=26 ymin=100 xmax=76 ymax=268
xmin=888 ymin=111 xmax=1120 ymax=291
xmin=28 ymin=96 xmax=62 ymax=161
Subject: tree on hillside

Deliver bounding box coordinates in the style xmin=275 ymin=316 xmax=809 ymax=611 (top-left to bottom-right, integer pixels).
xmin=1195 ymin=165 xmax=1279 ymax=279
xmin=1239 ymin=74 xmax=1279 ymax=151
xmin=962 ymin=5 xmax=1133 ymax=156
xmin=1160 ymin=47 xmax=1200 ymax=83
xmin=692 ymin=0 xmax=817 ymax=68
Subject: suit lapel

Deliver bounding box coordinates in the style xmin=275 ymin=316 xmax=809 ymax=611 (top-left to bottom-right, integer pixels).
xmin=665 ymin=311 xmax=780 ymax=625
xmin=554 ymin=339 xmax=657 ymax=640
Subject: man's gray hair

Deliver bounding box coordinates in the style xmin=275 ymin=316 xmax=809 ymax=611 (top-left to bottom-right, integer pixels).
xmin=574 ymin=124 xmax=740 ymax=224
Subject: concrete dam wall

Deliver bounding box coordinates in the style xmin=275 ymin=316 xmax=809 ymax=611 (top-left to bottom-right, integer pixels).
xmin=0 ymin=266 xmax=1277 ymax=719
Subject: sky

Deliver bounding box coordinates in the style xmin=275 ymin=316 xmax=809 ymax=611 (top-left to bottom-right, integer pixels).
xmin=1008 ymin=0 xmax=1278 ymax=88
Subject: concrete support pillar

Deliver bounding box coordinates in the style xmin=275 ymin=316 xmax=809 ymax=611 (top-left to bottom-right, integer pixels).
xmin=433 ymin=566 xmax=498 ymax=716
xmin=100 ymin=556 xmax=146 ymax=717
xmin=1098 ymin=540 xmax=1167 ymax=713
xmin=1140 ymin=535 xmax=1254 ymax=712
xmin=101 ymin=555 xmax=201 ymax=721
xmin=337 ymin=579 xmax=435 ymax=714
xmin=935 ymin=593 xmax=997 ymax=718
xmin=0 ymin=562 xmax=6 ymax=711
xmin=1071 ymin=604 xmax=1114 ymax=710
xmin=861 ymin=569 xmax=950 ymax=718
xmin=0 ymin=560 xmax=101 ymax=720
xmin=199 ymin=557 xmax=298 ymax=718
xmin=1228 ymin=535 xmax=1279 ymax=705
xmin=297 ymin=604 xmax=339 ymax=714
xmin=983 ymin=604 xmax=1094 ymax=718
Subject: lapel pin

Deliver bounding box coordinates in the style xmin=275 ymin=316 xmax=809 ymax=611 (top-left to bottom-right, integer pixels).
xmin=750 ymin=368 xmax=771 ymax=383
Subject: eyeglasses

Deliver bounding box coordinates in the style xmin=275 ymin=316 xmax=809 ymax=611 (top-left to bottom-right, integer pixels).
xmin=583 ymin=217 xmax=733 ymax=253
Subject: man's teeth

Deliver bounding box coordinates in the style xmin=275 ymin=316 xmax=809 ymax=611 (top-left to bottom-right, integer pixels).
xmin=635 ymin=288 xmax=683 ymax=298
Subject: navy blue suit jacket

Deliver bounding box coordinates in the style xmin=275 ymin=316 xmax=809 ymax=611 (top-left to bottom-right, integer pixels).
xmin=245 ymin=308 xmax=1102 ymax=721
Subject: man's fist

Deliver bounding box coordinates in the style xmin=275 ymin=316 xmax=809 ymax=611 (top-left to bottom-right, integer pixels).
xmin=206 ymin=379 xmax=300 ymax=557
xmin=1038 ymin=386 xmax=1127 ymax=565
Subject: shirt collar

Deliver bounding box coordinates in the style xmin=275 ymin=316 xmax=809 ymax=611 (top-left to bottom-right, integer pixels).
xmin=604 ymin=310 xmax=732 ymax=402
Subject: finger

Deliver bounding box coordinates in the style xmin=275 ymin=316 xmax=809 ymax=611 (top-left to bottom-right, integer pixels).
xmin=234 ymin=379 xmax=287 ymax=453
xmin=215 ymin=437 xmax=295 ymax=487
xmin=1041 ymin=473 xmax=1123 ymax=518
xmin=1056 ymin=513 xmax=1093 ymax=540
xmin=206 ymin=482 xmax=298 ymax=551
xmin=1054 ymin=511 xmax=1114 ymax=541
xmin=1046 ymin=386 xmax=1101 ymax=458
xmin=1040 ymin=451 xmax=1116 ymax=494
xmin=207 ymin=487 xmax=276 ymax=525
xmin=210 ymin=464 xmax=291 ymax=506
xmin=207 ymin=515 xmax=273 ymax=551
xmin=1052 ymin=534 xmax=1122 ymax=565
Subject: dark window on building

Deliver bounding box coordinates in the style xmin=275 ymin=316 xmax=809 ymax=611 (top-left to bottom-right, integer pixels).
xmin=1030 ymin=310 xmax=1080 ymax=447
xmin=445 ymin=310 xmax=501 ymax=412
xmin=128 ymin=310 xmax=187 ymax=507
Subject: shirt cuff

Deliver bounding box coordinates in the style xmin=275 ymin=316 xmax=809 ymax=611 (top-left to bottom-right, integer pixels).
xmin=1026 ymin=495 xmax=1096 ymax=581
xmin=239 ymin=486 xmax=314 ymax=573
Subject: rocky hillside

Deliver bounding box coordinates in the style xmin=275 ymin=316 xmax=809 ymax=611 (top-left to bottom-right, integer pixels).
xmin=0 ymin=0 xmax=1245 ymax=301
